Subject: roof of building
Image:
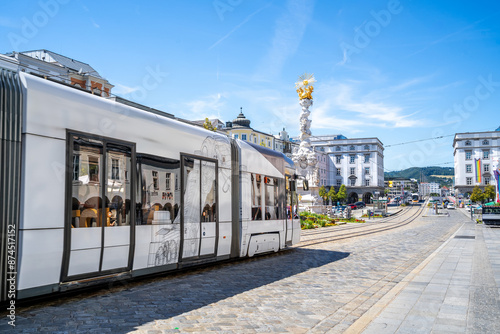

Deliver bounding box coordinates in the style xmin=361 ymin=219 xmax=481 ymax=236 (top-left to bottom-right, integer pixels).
xmin=14 ymin=49 xmax=105 ymax=79
xmin=232 ymin=108 xmax=251 ymax=127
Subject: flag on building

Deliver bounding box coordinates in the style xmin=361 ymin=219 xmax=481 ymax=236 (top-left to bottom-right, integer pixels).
xmin=475 ymin=158 xmax=482 ymax=184
xmin=494 ymin=169 xmax=500 ymax=203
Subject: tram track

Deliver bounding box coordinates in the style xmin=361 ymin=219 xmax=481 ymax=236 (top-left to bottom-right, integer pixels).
xmin=297 ymin=203 xmax=427 ymax=248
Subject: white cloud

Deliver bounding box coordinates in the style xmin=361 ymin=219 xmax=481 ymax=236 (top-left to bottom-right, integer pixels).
xmin=113 ymin=83 xmax=141 ymax=95
xmin=181 ymin=93 xmax=225 ymax=120
xmin=306 ymin=80 xmax=429 ymax=132
xmin=255 ymin=0 xmax=315 ymax=79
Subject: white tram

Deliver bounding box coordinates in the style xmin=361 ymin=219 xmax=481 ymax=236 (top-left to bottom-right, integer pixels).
xmin=0 ymin=58 xmax=300 ymax=301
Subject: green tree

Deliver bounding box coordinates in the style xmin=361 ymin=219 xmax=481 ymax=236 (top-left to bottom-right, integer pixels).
xmin=319 ymin=185 xmax=327 ymax=205
xmin=484 ymin=185 xmax=496 ymax=202
xmin=328 ymin=186 xmax=337 ymax=205
xmin=470 ymin=186 xmax=484 ymax=203
xmin=337 ymin=184 xmax=347 ymax=204
xmin=203 ymin=118 xmax=216 ymax=131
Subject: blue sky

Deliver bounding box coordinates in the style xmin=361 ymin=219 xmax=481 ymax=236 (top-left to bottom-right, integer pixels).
xmin=1 ymin=0 xmax=500 ymax=171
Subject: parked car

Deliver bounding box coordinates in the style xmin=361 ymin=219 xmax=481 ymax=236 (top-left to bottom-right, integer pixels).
xmin=332 ymin=205 xmax=346 ymax=213
xmin=355 ymin=201 xmax=366 ymax=209
xmin=347 ymin=203 xmax=357 ymax=210
xmin=446 ymin=203 xmax=455 ymax=209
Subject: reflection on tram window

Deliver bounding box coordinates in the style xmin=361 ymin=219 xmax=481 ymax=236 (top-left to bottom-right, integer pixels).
xmin=69 ymin=136 xmax=135 ymax=228
xmin=251 ymin=173 xmax=262 ymax=220
xmin=105 ymin=143 xmax=132 ymax=227
xmin=137 ymin=156 xmax=180 ymax=225
xmin=201 ymin=161 xmax=216 ymax=222
xmin=71 ymin=136 xmax=103 ymax=228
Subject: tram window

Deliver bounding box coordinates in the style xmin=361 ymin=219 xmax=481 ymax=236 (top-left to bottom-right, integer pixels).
xmin=105 ymin=144 xmax=132 ymax=226
xmin=201 ymin=161 xmax=216 ymax=222
xmin=264 ymin=177 xmax=276 ymax=220
xmin=251 ymin=174 xmax=262 ymax=220
xmin=137 ymin=156 xmax=181 ymax=225
xmin=70 ymin=136 xmax=103 ymax=228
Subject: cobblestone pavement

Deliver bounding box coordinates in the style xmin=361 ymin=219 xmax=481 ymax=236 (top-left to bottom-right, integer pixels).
xmin=3 ymin=209 xmax=466 ymax=333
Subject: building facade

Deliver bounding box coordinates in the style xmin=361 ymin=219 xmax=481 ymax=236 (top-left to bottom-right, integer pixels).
xmin=419 ymin=182 xmax=441 ymax=197
xmin=308 ymin=135 xmax=385 ymax=203
xmin=225 ymin=109 xmax=283 ymax=151
xmin=453 ymin=128 xmax=500 ymax=196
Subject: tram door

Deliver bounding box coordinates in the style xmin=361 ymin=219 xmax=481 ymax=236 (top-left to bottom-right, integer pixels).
xmin=285 ymin=175 xmax=294 ymax=245
xmin=64 ymin=135 xmax=133 ymax=280
xmin=180 ymin=156 xmax=218 ymax=260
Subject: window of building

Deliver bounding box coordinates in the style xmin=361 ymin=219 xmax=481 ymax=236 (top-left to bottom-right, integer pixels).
xmin=242 ymin=134 xmax=247 ymax=140
xmin=254 ymin=137 xmax=257 ymax=143
xmin=152 ymin=171 xmax=159 ymax=190
xmin=336 ymin=146 xmax=341 ymax=151
xmin=89 ymin=156 xmax=99 ymax=182
xmin=268 ymin=141 xmax=271 ymax=147
xmin=465 ymin=140 xmax=472 ymax=146
xmin=350 ymin=155 xmax=355 ymax=164
xmin=484 ymin=164 xmax=490 ymax=172
xmin=365 ymin=167 xmax=370 ymax=175
xmin=336 ymin=168 xmax=341 ymax=176
xmin=349 ymin=145 xmax=355 ymax=150
xmin=350 ymin=179 xmax=356 ymax=186
xmin=482 ymin=139 xmax=489 ymax=145
xmin=165 ymin=173 xmax=171 ymax=190
xmin=111 ymin=158 xmax=120 ymax=180
xmin=350 ymin=167 xmax=355 ymax=175
xmin=364 ymin=145 xmax=369 ymax=150
xmin=73 ymin=155 xmax=80 ymax=181
xmin=466 ymin=177 xmax=472 ymax=185
xmin=365 ymin=179 xmax=370 ymax=186
xmin=485 ymin=177 xmax=490 ymax=185
xmin=234 ymin=134 xmax=238 ymax=139
xmin=336 ymin=179 xmax=341 ymax=186
xmin=483 ymin=150 xmax=489 ymax=159
xmin=364 ymin=154 xmax=370 ymax=163
xmin=336 ymin=155 xmax=341 ymax=163
xmin=466 ymin=164 xmax=472 ymax=173
xmin=465 ymin=151 xmax=472 ymax=160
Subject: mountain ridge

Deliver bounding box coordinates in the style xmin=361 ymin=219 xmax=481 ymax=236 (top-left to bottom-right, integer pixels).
xmin=385 ymin=166 xmax=454 ymax=187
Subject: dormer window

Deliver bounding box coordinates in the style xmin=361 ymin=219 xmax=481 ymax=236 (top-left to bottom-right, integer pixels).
xmin=336 ymin=146 xmax=341 ymax=151
xmin=349 ymin=145 xmax=355 ymax=150
xmin=482 ymin=139 xmax=489 ymax=145
xmin=364 ymin=145 xmax=369 ymax=150
xmin=465 ymin=140 xmax=472 ymax=146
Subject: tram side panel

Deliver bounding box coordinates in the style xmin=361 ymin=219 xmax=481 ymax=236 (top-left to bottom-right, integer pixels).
xmin=17 ymin=106 xmax=67 ymax=297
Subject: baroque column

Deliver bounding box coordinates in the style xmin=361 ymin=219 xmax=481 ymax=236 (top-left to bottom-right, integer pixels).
xmin=292 ymin=73 xmax=318 ymax=184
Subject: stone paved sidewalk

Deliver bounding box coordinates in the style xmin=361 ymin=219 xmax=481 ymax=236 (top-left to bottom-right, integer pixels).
xmin=357 ymin=216 xmax=500 ymax=334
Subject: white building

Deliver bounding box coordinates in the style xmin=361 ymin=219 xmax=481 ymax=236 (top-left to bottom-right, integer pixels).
xmin=308 ymin=135 xmax=384 ymax=204
xmin=419 ymin=182 xmax=441 ymax=197
xmin=453 ymin=128 xmax=500 ymax=196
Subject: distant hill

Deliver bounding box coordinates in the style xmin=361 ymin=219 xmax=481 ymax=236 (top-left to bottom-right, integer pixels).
xmin=385 ymin=166 xmax=454 ymax=187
